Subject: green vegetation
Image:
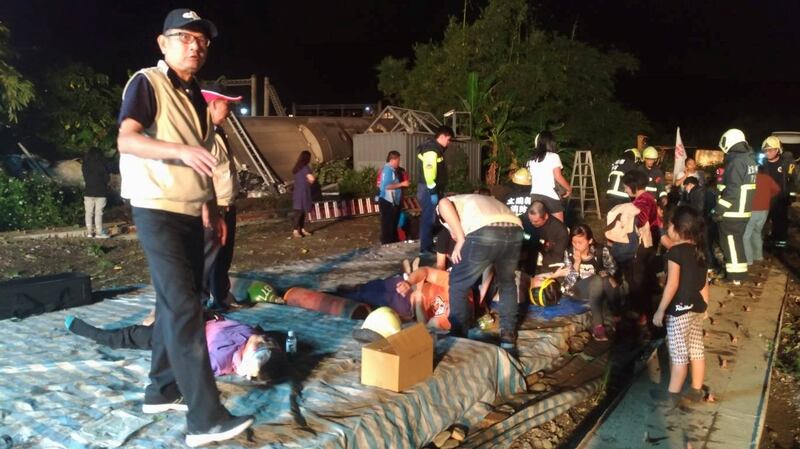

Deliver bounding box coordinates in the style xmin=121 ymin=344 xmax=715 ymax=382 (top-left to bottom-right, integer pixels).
xmin=314 ymin=159 xmax=350 ymax=187
xmin=338 ymin=166 xmax=378 ymax=199
xmin=377 ymin=0 xmax=651 ymax=184
xmin=447 ymin=148 xmax=477 ymax=194
xmin=0 ymin=24 xmax=35 ymax=125
xmin=33 ymin=63 xmax=121 ymax=157
xmin=0 ymin=170 xmax=82 ymax=231
xmin=777 ymin=323 xmax=800 ymax=379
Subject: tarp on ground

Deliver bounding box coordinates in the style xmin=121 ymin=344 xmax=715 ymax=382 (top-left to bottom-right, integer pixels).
xmin=0 ymin=242 xmax=595 ymax=448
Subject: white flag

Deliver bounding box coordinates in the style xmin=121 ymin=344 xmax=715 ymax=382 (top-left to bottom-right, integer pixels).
xmin=673 ymin=127 xmax=686 ymax=185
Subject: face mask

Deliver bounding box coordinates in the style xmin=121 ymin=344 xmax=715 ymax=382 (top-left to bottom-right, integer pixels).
xmin=235 ymin=347 xmax=271 ymax=379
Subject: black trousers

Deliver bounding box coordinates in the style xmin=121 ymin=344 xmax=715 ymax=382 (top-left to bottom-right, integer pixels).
xmin=378 ymin=198 xmax=400 ymax=244
xmin=719 ymin=219 xmax=748 ymax=280
xmin=202 ymin=206 xmax=237 ymax=303
xmin=292 ymin=209 xmax=306 ymax=231
xmin=75 ymin=322 xmax=154 ymax=349
xmin=769 ymin=195 xmax=790 ymax=247
xmin=620 ymin=244 xmax=656 ymax=317
xmin=132 ymin=207 xmax=229 ymax=432
xmin=705 ymin=217 xmax=722 ymax=270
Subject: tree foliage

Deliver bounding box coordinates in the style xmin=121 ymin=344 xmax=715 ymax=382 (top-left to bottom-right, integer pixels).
xmin=34 ymin=63 xmax=121 ymax=156
xmin=377 ymin=0 xmax=651 ymax=182
xmin=0 ymin=24 xmax=35 ymax=126
xmin=0 ymin=170 xmax=82 ymax=231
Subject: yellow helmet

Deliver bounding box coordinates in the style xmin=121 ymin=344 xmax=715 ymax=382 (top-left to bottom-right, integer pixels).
xmin=511 ymin=168 xmax=532 ymax=186
xmin=625 ymin=148 xmax=641 ymax=162
xmin=353 ymin=307 xmax=402 ymax=342
xmin=529 ymin=278 xmax=561 ymax=307
xmin=642 ymin=146 xmax=659 ymax=160
xmin=719 ymin=128 xmax=746 ymax=153
xmin=762 ymin=136 xmax=782 ymax=153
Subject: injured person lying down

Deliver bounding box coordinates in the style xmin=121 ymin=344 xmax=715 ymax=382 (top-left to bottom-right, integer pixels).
xmin=64 ymin=314 xmax=286 ymax=381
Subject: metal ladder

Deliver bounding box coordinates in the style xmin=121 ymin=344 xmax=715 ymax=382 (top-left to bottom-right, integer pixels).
xmin=568 ymin=150 xmax=602 ymax=219
xmin=226 ymin=114 xmax=286 ymax=194
xmin=266 ymin=83 xmax=287 ymax=117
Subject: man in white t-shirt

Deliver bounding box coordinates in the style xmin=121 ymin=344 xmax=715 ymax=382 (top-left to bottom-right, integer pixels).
xmin=437 ymin=194 xmax=523 ymax=354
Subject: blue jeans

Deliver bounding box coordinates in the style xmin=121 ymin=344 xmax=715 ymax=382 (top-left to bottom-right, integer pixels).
xmin=417 ymin=185 xmax=437 ymax=252
xmin=133 ymin=207 xmax=230 ymax=431
xmin=448 ymin=226 xmax=523 ymax=335
xmin=743 ymin=210 xmax=768 ymax=264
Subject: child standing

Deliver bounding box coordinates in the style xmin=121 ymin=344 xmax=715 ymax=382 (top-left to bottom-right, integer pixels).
xmin=653 ymin=205 xmax=710 ymax=404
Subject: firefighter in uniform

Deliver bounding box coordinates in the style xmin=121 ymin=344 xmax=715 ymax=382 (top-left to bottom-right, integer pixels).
xmin=715 ymin=129 xmax=758 ymax=284
xmin=642 ymin=146 xmax=667 ymax=202
xmin=762 ymin=136 xmax=797 ymax=249
xmin=606 ymin=148 xmax=642 ymax=208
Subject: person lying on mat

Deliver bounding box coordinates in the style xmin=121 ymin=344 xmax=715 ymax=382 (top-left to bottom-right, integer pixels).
xmin=65 ymin=314 xmax=286 ymax=380
xmin=337 ymin=264 xmax=487 ymax=331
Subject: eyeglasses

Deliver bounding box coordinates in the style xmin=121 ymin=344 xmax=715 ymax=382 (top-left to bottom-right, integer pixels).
xmin=165 ymin=32 xmax=211 ymax=48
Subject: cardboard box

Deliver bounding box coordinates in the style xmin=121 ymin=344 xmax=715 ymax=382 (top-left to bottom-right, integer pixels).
xmin=361 ymin=323 xmax=434 ymax=392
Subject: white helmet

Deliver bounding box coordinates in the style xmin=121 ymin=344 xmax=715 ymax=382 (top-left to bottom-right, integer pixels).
xmin=352 ymin=307 xmax=402 ymax=343
xmin=719 ymin=129 xmax=746 ymax=153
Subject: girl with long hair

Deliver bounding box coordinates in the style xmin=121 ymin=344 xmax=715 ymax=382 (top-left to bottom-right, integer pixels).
xmin=291 ymin=150 xmax=315 ymax=238
xmin=552 ymin=224 xmax=619 ymax=341
xmin=526 ymin=131 xmax=571 ymax=222
xmin=653 ymin=205 xmax=710 ymax=405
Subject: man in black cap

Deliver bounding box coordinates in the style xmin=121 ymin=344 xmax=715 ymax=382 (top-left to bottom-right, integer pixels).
xmin=116 ymin=8 xmax=253 ymax=446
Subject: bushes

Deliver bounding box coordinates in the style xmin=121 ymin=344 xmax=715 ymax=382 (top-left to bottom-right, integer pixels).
xmin=0 ymin=170 xmax=82 ymax=231
xmin=338 ymin=167 xmax=378 ymax=198
xmin=314 ymin=159 xmax=378 ymax=198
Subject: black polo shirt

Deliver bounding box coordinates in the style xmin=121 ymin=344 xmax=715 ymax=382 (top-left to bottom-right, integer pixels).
xmin=536 ymin=216 xmax=569 ymax=269
xmin=117 ymin=64 xmax=208 ymax=137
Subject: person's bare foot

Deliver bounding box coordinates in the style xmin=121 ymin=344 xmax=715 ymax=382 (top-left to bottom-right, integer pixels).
xmin=292 ymin=230 xmax=303 ymax=239
xmin=142 ymin=309 xmax=156 ymax=326
xmin=301 ymin=229 xmax=313 ymax=237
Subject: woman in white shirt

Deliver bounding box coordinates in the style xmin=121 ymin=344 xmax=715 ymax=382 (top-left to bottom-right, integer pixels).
xmin=526 ymin=131 xmax=572 ymax=222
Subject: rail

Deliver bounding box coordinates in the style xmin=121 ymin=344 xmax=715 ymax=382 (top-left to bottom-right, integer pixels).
xmin=226 ymin=114 xmax=286 ymax=194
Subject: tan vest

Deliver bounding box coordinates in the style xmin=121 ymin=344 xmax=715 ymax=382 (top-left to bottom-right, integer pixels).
xmin=119 ymin=60 xmax=214 ymax=216
xmin=447 ymin=194 xmax=522 ymax=235
xmin=210 ymin=131 xmax=239 ymax=206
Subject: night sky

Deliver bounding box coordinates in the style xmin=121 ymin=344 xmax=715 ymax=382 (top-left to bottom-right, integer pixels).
xmin=2 ymin=0 xmax=799 ymax=144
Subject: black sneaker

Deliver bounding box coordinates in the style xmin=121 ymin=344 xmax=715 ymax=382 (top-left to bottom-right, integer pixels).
xmin=499 ymin=330 xmax=518 ymax=357
xmin=185 ymin=415 xmax=254 ymax=447
xmin=142 ymin=397 xmax=188 ymax=414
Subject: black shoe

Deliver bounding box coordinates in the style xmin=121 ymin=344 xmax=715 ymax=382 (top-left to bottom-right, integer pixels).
xmin=186 ymin=415 xmax=254 ymax=447
xmin=500 ymin=330 xmax=519 ymax=357
xmin=142 ymin=397 xmax=188 ymax=414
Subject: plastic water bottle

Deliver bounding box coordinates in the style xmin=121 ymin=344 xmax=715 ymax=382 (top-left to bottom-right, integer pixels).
xmin=285 ymin=330 xmax=297 ymax=358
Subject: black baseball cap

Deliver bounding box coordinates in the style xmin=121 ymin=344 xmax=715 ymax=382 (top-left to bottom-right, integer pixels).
xmin=163 ymin=9 xmax=218 ymax=39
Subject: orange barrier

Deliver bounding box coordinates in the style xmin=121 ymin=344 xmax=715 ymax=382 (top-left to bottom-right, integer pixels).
xmin=283 ymin=287 xmax=371 ymax=319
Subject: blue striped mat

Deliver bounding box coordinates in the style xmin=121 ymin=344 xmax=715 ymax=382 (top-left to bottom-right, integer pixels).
xmin=0 ymin=242 xmax=594 ymax=448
